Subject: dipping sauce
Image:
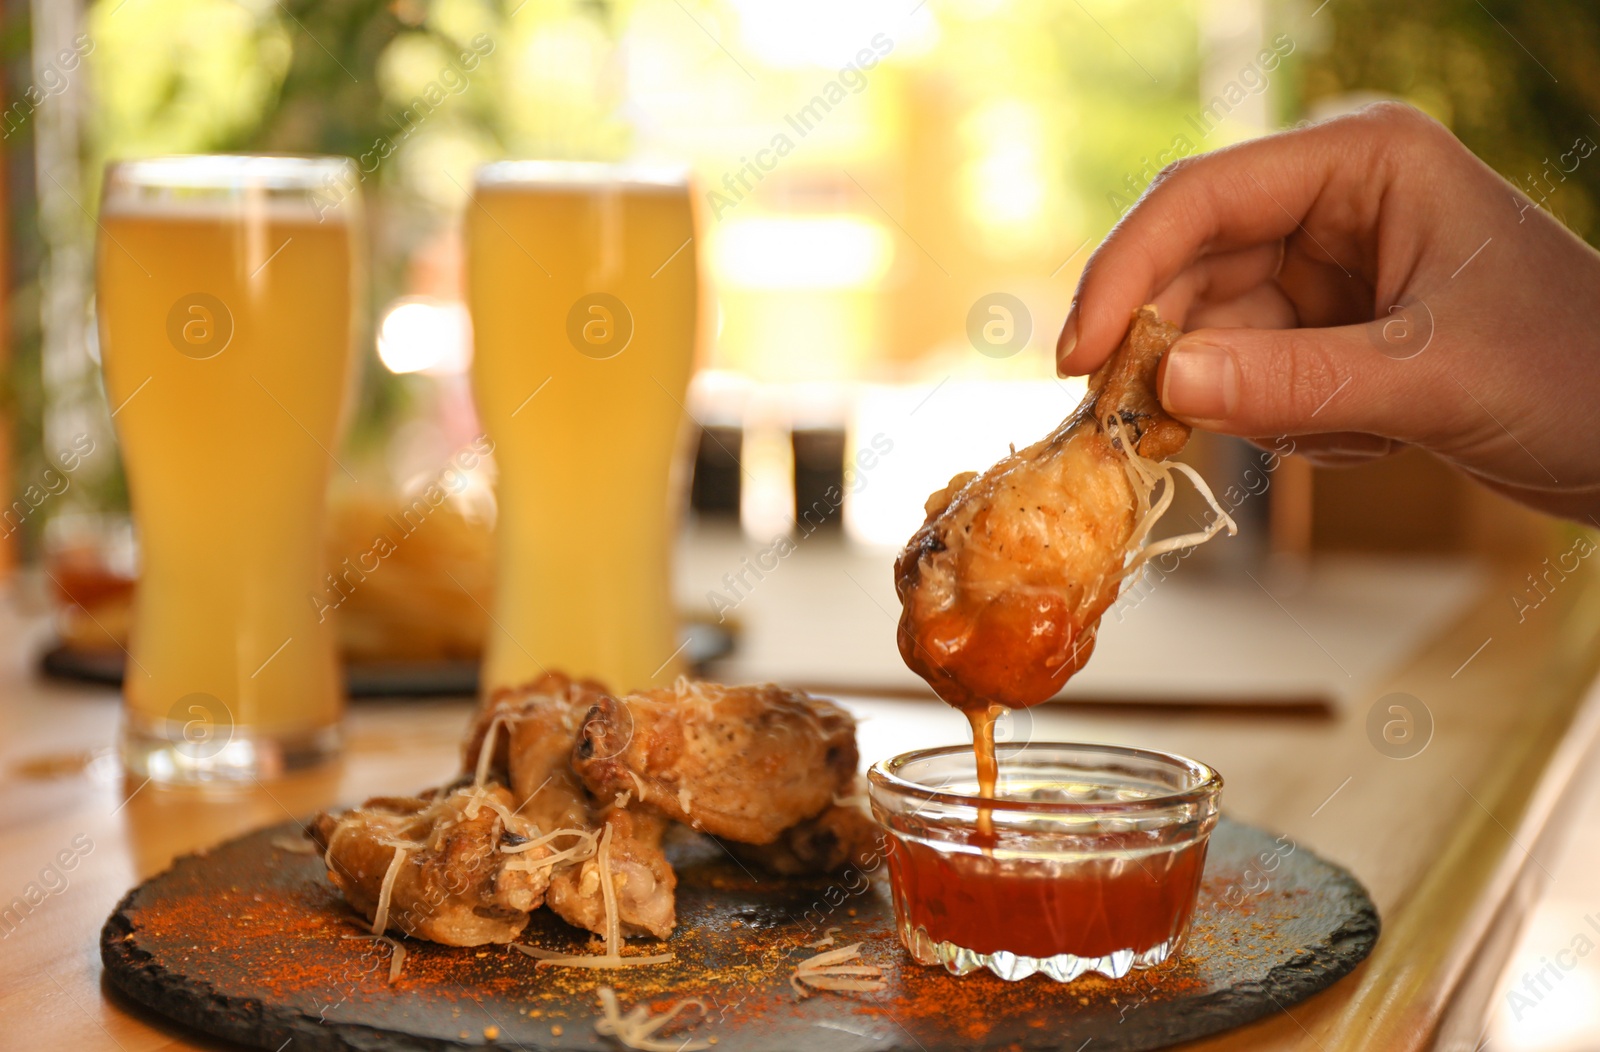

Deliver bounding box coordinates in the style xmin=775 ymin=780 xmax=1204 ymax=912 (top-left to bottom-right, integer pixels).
xmin=868 ymin=743 xmax=1222 ymax=981
xmin=886 ymin=829 xmax=1209 ymax=961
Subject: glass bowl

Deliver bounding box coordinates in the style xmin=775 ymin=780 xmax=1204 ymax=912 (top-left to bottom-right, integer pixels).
xmin=868 ymin=741 xmax=1222 ymax=983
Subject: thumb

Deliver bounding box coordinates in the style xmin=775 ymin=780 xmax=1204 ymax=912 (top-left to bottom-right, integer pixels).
xmin=1156 ymin=323 xmax=1441 ymax=440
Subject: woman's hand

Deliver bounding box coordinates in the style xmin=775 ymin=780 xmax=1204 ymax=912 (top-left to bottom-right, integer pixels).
xmin=1057 ymin=101 xmax=1600 ymax=523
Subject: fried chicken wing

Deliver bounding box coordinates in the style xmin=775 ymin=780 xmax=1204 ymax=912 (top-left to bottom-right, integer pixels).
xmin=895 ymin=306 xmax=1230 ymax=711
xmin=572 ymin=679 xmax=859 ymax=844
xmin=310 ymin=785 xmax=553 ymax=946
xmin=546 ymin=807 xmax=678 ymax=940
xmin=726 ymin=797 xmax=883 ymax=876
xmin=463 ymin=672 xmax=604 ymax=832
xmin=463 ymin=672 xmax=679 ymax=940
xmin=317 ymin=674 xmax=870 ymax=949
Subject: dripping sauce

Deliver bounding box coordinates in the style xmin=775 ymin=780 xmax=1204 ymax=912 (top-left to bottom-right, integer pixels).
xmin=882 ymin=699 xmax=1211 ymax=962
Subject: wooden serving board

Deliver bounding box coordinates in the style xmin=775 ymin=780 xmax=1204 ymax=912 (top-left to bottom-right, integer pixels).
xmin=101 ymin=816 xmax=1378 ymax=1052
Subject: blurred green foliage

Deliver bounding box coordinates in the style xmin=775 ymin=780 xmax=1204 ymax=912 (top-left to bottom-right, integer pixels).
xmin=6 ymin=0 xmax=634 ymax=552
xmin=9 ymin=0 xmax=1600 ymax=555
xmin=1299 ymin=0 xmax=1600 ymax=243
xmin=1044 ymin=0 xmax=1203 ymax=232
xmin=940 ymin=0 xmax=1202 ymax=247
xmin=81 ymin=0 xmax=635 ymax=445
xmin=85 ymin=0 xmax=514 ymax=461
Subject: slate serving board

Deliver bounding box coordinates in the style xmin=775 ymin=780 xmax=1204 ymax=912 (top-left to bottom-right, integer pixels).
xmin=101 ymin=816 xmax=1378 ymax=1052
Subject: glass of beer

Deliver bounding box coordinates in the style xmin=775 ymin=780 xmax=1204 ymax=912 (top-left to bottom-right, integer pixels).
xmin=466 ymin=162 xmax=698 ymax=695
xmin=96 ymin=155 xmax=363 ymax=782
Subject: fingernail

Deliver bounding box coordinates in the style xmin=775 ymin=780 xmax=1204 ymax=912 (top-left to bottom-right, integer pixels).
xmin=1161 ymin=341 xmax=1239 ymax=420
xmin=1055 ymin=309 xmax=1078 ymax=375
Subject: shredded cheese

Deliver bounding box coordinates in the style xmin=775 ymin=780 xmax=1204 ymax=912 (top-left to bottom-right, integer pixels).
xmin=515 ymin=944 xmax=673 ymax=969
xmin=342 ymin=933 xmax=406 ymax=984
xmin=503 ymin=832 xmax=598 ymax=873
xmin=593 ymin=987 xmax=711 ymax=1052
xmin=790 ymin=942 xmax=887 ymax=998
xmin=509 ymin=825 xmax=672 ymax=970
xmin=807 ymin=926 xmax=843 ymax=950
xmin=500 ymin=827 xmax=598 ymax=855
xmin=464 ymin=713 xmax=512 ymax=818
xmin=466 ymin=708 xmax=539 ymax=818
xmin=371 ymin=846 xmax=408 ymax=936
xmin=271 ymin=835 xmax=319 ymax=855
xmin=599 ymin=824 xmax=621 ymax=951
xmin=546 ymin=839 xmax=601 ymax=867
xmin=625 ymin=769 xmax=648 ymax=802
xmin=478 ymin=793 xmax=520 ymax=827
xmin=473 ymin=713 xmax=508 ymax=785
xmin=1104 ymin=415 xmax=1237 ymax=580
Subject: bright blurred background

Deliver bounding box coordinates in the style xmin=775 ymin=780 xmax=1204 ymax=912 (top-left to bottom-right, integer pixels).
xmin=7 ymin=0 xmax=1595 ymax=569
xmin=6 ymin=2 xmax=1600 ymax=1043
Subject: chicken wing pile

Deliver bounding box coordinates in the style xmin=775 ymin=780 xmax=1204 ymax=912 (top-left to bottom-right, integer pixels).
xmin=895 ymin=306 xmax=1234 ymax=714
xmin=311 ymin=784 xmax=556 ymax=945
xmin=310 ymin=674 xmax=874 ymax=948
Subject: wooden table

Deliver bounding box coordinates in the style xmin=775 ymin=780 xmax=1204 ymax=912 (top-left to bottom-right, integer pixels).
xmin=3 ymin=553 xmax=1599 ymax=1051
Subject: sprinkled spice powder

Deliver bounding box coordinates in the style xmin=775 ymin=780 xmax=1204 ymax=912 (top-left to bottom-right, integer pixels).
xmin=103 ymin=816 xmax=1371 ymax=1051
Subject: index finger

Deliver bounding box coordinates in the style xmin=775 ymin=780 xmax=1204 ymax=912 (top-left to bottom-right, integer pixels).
xmin=1057 ymin=104 xmax=1408 ymax=375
